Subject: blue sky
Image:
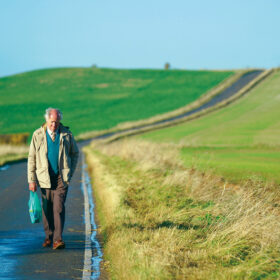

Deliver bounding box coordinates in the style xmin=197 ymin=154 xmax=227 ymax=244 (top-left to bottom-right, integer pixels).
xmin=1 ymin=0 xmax=279 ymax=77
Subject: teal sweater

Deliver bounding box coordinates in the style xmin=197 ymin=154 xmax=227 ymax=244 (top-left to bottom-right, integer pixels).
xmin=46 ymin=131 xmax=60 ymax=176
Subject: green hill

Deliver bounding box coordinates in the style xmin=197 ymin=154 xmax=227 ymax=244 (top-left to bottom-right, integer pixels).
xmin=0 ymin=67 xmax=233 ymax=137
xmin=140 ymin=69 xmax=280 ymax=183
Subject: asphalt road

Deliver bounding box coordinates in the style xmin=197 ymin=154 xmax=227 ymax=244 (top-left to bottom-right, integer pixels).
xmin=0 ymin=70 xmax=264 ymax=280
xmin=0 ymin=142 xmax=90 ymax=280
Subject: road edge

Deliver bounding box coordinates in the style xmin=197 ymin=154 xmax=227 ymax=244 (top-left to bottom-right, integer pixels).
xmin=81 ymin=154 xmax=103 ymax=279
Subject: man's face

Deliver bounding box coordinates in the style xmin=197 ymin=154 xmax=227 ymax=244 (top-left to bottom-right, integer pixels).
xmin=46 ymin=111 xmax=60 ymax=132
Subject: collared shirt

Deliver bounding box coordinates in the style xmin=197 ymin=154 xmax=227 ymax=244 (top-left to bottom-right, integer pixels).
xmin=47 ymin=127 xmax=58 ymax=140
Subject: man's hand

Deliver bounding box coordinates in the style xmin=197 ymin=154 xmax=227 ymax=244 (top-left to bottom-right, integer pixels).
xmin=29 ymin=182 xmax=37 ymax=192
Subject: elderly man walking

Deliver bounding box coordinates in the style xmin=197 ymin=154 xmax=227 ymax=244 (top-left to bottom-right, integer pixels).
xmin=28 ymin=108 xmax=79 ymax=249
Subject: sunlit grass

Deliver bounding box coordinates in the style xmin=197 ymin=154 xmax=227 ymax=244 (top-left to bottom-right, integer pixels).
xmin=140 ymin=70 xmax=280 ymax=147
xmin=85 ymin=139 xmax=280 ymax=279
xmin=0 ymin=144 xmax=29 ymax=166
xmin=0 ymin=67 xmax=232 ymax=139
xmin=180 ymin=146 xmax=280 ymax=183
xmin=139 ymin=69 xmax=280 ymax=184
xmin=82 ymin=69 xmax=280 ymax=278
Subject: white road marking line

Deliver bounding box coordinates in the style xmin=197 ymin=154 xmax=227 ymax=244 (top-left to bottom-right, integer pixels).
xmin=81 ymin=154 xmax=103 ymax=280
xmin=0 ymin=164 xmax=9 ymax=171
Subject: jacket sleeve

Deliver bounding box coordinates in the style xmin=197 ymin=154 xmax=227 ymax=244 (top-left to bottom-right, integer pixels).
xmin=27 ymin=132 xmax=37 ymax=183
xmin=69 ymin=134 xmax=79 ymax=179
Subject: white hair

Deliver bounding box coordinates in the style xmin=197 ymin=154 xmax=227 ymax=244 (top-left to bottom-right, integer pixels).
xmin=44 ymin=107 xmax=63 ymax=121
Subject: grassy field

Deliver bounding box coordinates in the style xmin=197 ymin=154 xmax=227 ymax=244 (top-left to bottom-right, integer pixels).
xmin=139 ymin=69 xmax=280 ymax=183
xmin=83 ymin=69 xmax=280 ymax=278
xmin=0 ymin=67 xmax=233 ymax=139
xmin=180 ymin=146 xmax=280 ymax=183
xmin=84 ymin=140 xmax=280 ymax=279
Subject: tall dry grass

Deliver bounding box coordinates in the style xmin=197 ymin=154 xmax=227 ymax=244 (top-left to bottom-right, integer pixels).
xmin=0 ymin=145 xmax=29 ymax=156
xmin=85 ymin=139 xmax=280 ymax=279
xmin=0 ymin=144 xmax=29 ymax=166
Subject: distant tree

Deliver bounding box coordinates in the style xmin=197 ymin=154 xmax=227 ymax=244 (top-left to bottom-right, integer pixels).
xmin=164 ymin=63 xmax=170 ymax=70
xmin=92 ymin=64 xmax=98 ymax=69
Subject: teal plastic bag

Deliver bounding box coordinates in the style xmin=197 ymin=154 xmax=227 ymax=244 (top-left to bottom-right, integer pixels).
xmin=28 ymin=191 xmax=42 ymax=223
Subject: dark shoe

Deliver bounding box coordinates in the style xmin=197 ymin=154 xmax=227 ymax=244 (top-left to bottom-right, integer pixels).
xmin=53 ymin=240 xmax=65 ymax=250
xmin=42 ymin=238 xmax=52 ymax=248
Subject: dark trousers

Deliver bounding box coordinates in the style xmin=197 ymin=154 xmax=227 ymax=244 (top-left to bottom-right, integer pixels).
xmin=40 ymin=175 xmax=68 ymax=242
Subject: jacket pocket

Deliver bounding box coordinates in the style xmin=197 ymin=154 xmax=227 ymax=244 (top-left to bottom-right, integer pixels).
xmin=36 ymin=168 xmax=48 ymax=184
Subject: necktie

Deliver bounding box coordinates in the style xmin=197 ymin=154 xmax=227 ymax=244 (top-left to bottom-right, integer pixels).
xmin=51 ymin=132 xmax=56 ymax=142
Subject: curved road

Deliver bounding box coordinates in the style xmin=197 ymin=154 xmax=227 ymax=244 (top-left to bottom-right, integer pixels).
xmin=0 ymin=70 xmax=263 ymax=280
xmin=93 ymin=70 xmax=263 ymax=140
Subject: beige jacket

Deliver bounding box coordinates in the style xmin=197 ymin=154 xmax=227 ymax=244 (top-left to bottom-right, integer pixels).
xmin=28 ymin=123 xmax=79 ymax=188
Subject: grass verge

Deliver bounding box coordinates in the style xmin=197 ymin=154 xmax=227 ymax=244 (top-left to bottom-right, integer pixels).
xmin=0 ymin=145 xmax=29 ymax=166
xmin=84 ymin=139 xmax=280 ymax=279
